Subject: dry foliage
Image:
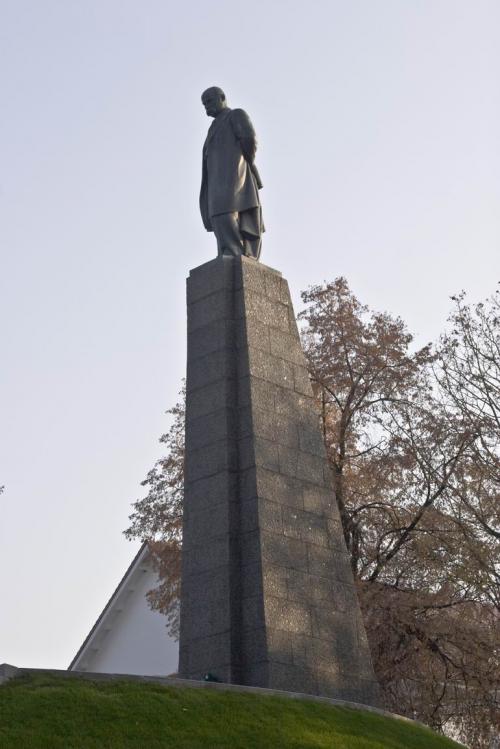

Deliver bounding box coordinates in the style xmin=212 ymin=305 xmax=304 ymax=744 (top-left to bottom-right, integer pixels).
xmin=299 ymin=280 xmax=499 ymax=744
xmin=124 ymin=394 xmax=184 ymax=638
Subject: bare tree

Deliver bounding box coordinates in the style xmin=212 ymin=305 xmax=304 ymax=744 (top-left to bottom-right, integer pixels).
xmin=438 ymin=289 xmax=500 ymax=587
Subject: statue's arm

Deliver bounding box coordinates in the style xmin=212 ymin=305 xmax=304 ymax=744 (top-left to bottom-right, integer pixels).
xmin=230 ymin=109 xmax=257 ymax=163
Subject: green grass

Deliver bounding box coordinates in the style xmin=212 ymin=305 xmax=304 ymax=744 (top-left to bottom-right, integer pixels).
xmin=0 ymin=673 xmax=462 ymax=749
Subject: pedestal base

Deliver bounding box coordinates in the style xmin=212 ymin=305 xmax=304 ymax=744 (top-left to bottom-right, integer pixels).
xmin=179 ymin=256 xmax=380 ymax=706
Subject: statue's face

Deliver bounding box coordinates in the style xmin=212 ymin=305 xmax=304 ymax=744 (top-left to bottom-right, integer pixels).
xmin=202 ymin=90 xmax=226 ymax=118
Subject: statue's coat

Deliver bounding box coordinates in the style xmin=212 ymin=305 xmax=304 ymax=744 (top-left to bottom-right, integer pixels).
xmin=200 ymin=108 xmax=261 ymax=231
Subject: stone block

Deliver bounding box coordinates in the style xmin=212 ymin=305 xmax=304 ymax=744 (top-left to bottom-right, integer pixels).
xmin=357 ymin=615 xmax=372 ymax=651
xmin=296 ymin=452 xmax=326 ymax=485
xmin=254 ymin=437 xmax=282 ymax=472
xmin=187 ymin=256 xmax=235 ymax=303
xmin=238 ymin=467 xmax=258 ymax=502
xmin=288 ymin=633 xmax=310 ymax=668
xmin=286 ymin=570 xmax=334 ymax=606
xmin=238 ymin=406 xmax=274 ymax=442
xmin=232 ymin=561 xmax=285 ymax=603
xmin=238 ymin=257 xmax=281 ymax=295
xmin=263 ymin=270 xmax=283 ymax=301
xmin=242 ymin=595 xmax=266 ymax=630
xmin=269 ymin=329 xmax=305 ymax=366
xmin=183 ymin=536 xmax=230 ymax=577
xmin=281 ymin=506 xmax=330 ymax=548
xmin=279 ymin=278 xmax=292 ymax=305
xmin=302 ymin=485 xmax=337 ymax=515
xmin=260 ymin=531 xmax=308 ymax=572
xmin=182 ymin=501 xmax=230 ymax=548
xmin=240 ymin=627 xmax=268 ymax=665
xmin=258 ymin=498 xmax=283 ymax=534
xmin=186 ymin=379 xmax=236 ymax=421
xmin=307 ymin=546 xmax=354 ymax=584
xmin=244 ymin=661 xmax=269 ymax=688
xmin=298 ymin=422 xmax=325 ymax=456
xmin=187 ymin=288 xmax=233 ymax=332
xmin=188 ymin=319 xmax=236 ymax=362
xmin=277 ymin=446 xmax=325 ymax=483
xmin=247 ymin=347 xmax=294 ymax=389
xmin=277 ymin=446 xmax=299 ymax=477
xmin=252 ymin=407 xmax=284 ymax=442
xmin=239 ymin=497 xmax=259 ymax=534
xmin=323 ymin=461 xmax=335 ymax=488
xmin=326 ymin=518 xmax=345 ymax=549
xmin=273 ymin=413 xmax=300 ymax=449
xmin=183 ymin=566 xmax=230 ymax=608
xmin=240 ymin=497 xmax=282 ymax=535
xmin=240 ymin=530 xmax=263 ymax=566
xmin=316 ymin=670 xmax=381 ymax=704
xmin=187 ymin=632 xmax=232 ymax=676
xmin=293 ymin=364 xmax=313 ymax=396
xmin=310 ymin=608 xmax=355 ymax=646
xmin=261 ymin=565 xmax=289 ymax=599
xmin=185 ymin=439 xmax=237 ymax=483
xmin=274 ymin=388 xmax=314 ymax=418
xmin=255 ymin=469 xmax=304 ymax=509
xmin=266 ymin=628 xmax=295 ymax=665
xmin=236 ymin=318 xmax=271 ymax=353
xmin=185 ymin=408 xmax=235 ymax=452
xmin=267 ymin=662 xmax=318 ymax=696
xmin=186 ymin=471 xmax=237 ymax=508
xmin=187 ymin=600 xmax=232 ymax=640
xmin=237 ymin=375 xmax=278 ymax=411
xmin=239 ymin=436 xmax=280 ymax=473
xmin=287 ymin=304 xmax=300 ymax=337
xmin=265 ymin=596 xmax=312 ymax=635
xmin=241 ymin=561 xmax=264 ymax=599
xmin=186 ymin=349 xmax=236 ymax=393
xmin=331 ymin=581 xmax=359 ymax=614
xmin=239 ymin=289 xmax=290 ymax=333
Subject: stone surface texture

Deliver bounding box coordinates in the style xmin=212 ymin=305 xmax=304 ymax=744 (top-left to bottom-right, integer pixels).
xmin=179 ymin=256 xmax=380 ymax=706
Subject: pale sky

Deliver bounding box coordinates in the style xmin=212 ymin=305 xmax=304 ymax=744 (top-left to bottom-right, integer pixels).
xmin=1 ymin=0 xmax=499 ymax=669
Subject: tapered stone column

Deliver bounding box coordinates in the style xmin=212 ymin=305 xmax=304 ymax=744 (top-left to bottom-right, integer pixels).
xmin=178 ymin=256 xmax=380 ymax=705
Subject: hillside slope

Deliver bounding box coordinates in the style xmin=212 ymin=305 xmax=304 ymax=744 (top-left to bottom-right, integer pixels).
xmin=0 ymin=673 xmax=463 ymax=748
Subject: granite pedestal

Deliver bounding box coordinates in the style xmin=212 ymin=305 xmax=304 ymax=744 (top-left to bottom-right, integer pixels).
xmin=178 ymin=256 xmax=380 ymax=706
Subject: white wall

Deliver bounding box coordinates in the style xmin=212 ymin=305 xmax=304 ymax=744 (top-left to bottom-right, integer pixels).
xmin=72 ymin=561 xmax=179 ymax=676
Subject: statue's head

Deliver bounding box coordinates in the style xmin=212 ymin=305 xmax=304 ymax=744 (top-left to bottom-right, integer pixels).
xmin=201 ymin=87 xmax=227 ymax=118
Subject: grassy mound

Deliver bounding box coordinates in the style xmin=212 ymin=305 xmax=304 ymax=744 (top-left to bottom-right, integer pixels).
xmin=0 ymin=673 xmax=462 ymax=748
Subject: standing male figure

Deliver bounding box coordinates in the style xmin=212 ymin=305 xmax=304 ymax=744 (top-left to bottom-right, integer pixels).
xmin=200 ymin=87 xmax=264 ymax=260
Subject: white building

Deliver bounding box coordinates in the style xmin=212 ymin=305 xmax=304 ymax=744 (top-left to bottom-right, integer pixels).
xmin=69 ymin=543 xmax=178 ymax=676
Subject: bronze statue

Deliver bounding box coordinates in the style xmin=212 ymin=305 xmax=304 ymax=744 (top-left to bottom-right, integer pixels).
xmin=200 ymin=87 xmax=264 ymax=260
